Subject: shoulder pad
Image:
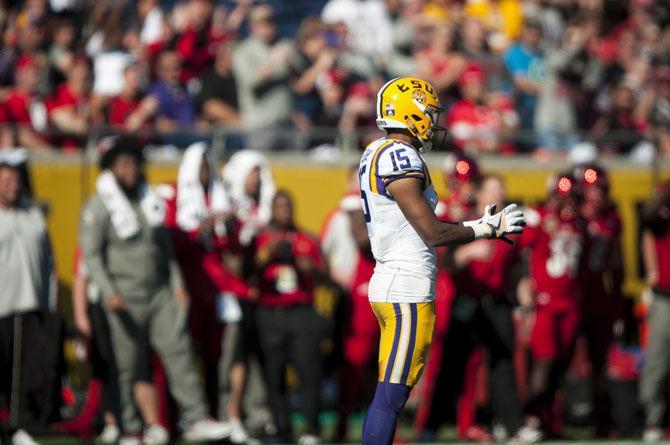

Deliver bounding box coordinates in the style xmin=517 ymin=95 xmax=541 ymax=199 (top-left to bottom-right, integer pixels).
xmin=374 ymin=141 xmax=425 ymax=178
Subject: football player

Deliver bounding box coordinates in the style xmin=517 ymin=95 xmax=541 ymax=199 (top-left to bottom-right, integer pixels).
xmin=574 ymin=163 xmax=624 ymax=436
xmin=359 ymin=77 xmax=525 ymax=445
xmin=519 ymin=172 xmax=588 ymax=437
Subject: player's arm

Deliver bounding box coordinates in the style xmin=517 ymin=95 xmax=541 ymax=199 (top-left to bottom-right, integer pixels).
xmin=349 ymin=208 xmax=370 ymax=249
xmin=387 ymin=177 xmax=474 ymax=247
xmin=388 ymin=177 xmax=525 ymax=247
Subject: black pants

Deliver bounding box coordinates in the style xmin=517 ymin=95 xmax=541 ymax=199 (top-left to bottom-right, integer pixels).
xmin=88 ymin=303 xmax=125 ymax=427
xmin=427 ymin=295 xmax=524 ymax=434
xmin=0 ymin=311 xmax=63 ymax=439
xmin=0 ymin=314 xmax=14 ymax=419
xmin=256 ymin=305 xmax=323 ymax=439
xmin=0 ymin=314 xmax=14 ymax=445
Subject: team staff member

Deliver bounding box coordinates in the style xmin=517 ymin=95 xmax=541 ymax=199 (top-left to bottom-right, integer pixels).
xmin=79 ymin=137 xmax=230 ymax=442
xmin=359 ymin=77 xmax=525 ymax=445
xmin=0 ymin=155 xmax=56 ymax=445
xmin=253 ymin=190 xmax=326 ymax=445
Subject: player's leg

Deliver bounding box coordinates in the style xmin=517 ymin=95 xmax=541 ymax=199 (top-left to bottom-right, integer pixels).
xmin=481 ymin=299 xmax=525 ymax=436
xmin=362 ymin=302 xmax=435 ymax=445
xmin=582 ymin=305 xmax=611 ymax=436
xmin=543 ymin=307 xmax=581 ymax=436
xmin=526 ymin=306 xmax=558 ymax=432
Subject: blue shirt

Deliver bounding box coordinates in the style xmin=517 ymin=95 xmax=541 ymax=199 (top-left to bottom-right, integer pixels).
xmin=504 ymin=43 xmax=545 ymax=127
xmin=149 ymin=81 xmax=196 ymax=128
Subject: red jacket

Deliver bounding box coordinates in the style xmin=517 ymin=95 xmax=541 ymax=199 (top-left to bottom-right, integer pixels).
xmin=176 ymin=26 xmax=229 ymax=82
xmin=452 ymin=238 xmax=519 ymax=298
xmin=653 ymin=228 xmax=670 ymax=293
xmin=582 ymin=207 xmax=623 ymax=298
xmin=163 ymin=184 xmax=250 ymax=302
xmin=255 ymin=227 xmax=323 ymax=308
xmin=519 ymin=205 xmax=588 ymax=305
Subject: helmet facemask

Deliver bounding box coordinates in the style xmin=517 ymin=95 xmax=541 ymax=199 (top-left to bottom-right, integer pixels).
xmin=405 ymin=103 xmax=447 ymax=153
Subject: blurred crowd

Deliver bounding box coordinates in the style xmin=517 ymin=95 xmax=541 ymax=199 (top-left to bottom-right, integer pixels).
xmin=2 ymin=137 xmax=670 ymax=445
xmin=0 ymin=0 xmax=666 ymax=156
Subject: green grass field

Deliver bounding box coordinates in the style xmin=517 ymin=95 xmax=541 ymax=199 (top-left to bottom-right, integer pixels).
xmin=31 ymin=414 xmax=653 ymax=445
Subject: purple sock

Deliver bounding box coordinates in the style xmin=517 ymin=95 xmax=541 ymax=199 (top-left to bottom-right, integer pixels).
xmin=362 ymin=381 xmax=412 ymax=445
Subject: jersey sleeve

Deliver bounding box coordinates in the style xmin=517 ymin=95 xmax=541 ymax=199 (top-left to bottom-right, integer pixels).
xmin=374 ymin=142 xmax=426 ymax=187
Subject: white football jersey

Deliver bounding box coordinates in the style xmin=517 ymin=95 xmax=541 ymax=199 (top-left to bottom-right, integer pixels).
xmin=358 ymin=138 xmax=438 ymax=303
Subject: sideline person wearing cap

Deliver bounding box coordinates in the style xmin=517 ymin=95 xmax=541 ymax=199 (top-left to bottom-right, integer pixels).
xmin=78 ymin=136 xmax=231 ymax=443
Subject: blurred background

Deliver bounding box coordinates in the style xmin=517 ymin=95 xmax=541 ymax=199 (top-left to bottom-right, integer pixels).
xmin=1 ymin=0 xmax=670 ymax=444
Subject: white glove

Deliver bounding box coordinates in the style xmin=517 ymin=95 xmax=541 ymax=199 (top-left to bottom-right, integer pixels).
xmin=463 ymin=203 xmax=525 ymax=244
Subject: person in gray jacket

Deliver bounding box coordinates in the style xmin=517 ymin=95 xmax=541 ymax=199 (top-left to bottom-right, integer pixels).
xmin=232 ymin=4 xmax=300 ymax=151
xmin=0 ymin=150 xmax=56 ymax=445
xmin=79 ymin=137 xmax=230 ymax=444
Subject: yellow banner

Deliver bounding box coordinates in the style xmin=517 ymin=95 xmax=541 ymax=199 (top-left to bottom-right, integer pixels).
xmin=30 ymin=162 xmax=667 ymax=298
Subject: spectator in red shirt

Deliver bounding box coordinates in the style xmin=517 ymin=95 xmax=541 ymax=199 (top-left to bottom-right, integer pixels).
xmin=5 ymin=55 xmax=51 ymax=150
xmin=447 ymin=64 xmax=518 ymax=154
xmin=253 ymin=190 xmax=325 ymax=444
xmin=175 ymin=0 xmax=228 ymax=82
xmin=108 ymin=64 xmax=157 ymax=131
xmin=592 ymin=80 xmax=648 ymax=154
xmin=415 ymin=21 xmax=466 ymax=100
xmin=48 ymin=56 xmax=91 ymax=151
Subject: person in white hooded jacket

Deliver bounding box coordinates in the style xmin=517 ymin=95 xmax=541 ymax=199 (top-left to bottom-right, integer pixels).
xmin=161 ymin=143 xmax=253 ymax=443
xmin=219 ymin=149 xmax=276 ymax=438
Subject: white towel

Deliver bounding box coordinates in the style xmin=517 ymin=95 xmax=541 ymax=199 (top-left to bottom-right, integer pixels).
xmin=0 ymin=147 xmax=27 ymax=166
xmin=222 ymin=149 xmax=276 ymax=244
xmin=177 ymin=142 xmax=231 ymax=236
xmin=96 ymin=170 xmax=165 ymax=240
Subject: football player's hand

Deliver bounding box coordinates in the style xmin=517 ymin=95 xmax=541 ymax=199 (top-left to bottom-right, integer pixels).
xmin=481 ymin=203 xmax=525 ymax=244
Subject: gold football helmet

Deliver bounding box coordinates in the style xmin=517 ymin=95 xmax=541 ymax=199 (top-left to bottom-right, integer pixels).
xmin=375 ymin=77 xmax=446 ymax=152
